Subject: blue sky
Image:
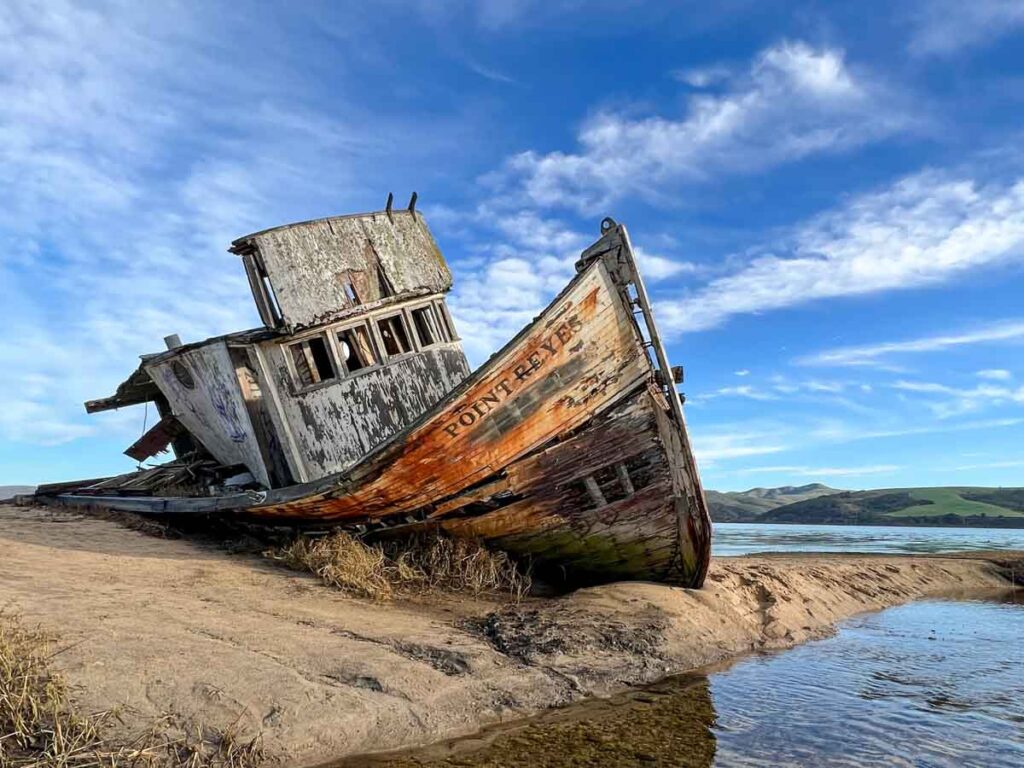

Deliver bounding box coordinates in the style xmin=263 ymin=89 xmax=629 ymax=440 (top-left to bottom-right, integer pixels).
xmin=2 ymin=0 xmax=1023 ymax=491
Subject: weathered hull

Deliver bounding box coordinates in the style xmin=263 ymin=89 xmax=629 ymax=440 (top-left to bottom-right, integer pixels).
xmin=54 ymin=223 xmax=712 ymax=587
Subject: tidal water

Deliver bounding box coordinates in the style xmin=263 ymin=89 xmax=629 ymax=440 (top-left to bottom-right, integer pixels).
xmin=713 ymin=522 xmax=1024 ymax=557
xmin=356 ymin=593 xmax=1024 ymax=767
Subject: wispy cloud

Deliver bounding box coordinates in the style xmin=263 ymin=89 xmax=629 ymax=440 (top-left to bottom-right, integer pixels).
xmin=977 ymin=368 xmax=1013 ymax=381
xmin=809 ymin=415 xmax=1024 ymax=443
xmin=634 ymin=247 xmax=701 ymax=280
xmin=907 ymin=0 xmax=1024 ymax=56
xmin=691 ymin=430 xmax=789 ymax=463
xmin=670 ymin=64 xmax=733 ymax=88
xmin=801 ymin=320 xmax=1024 ymax=366
xmin=953 ymin=458 xmax=1024 ymax=470
xmin=497 ymin=41 xmax=908 ymax=211
xmin=891 ymin=379 xmax=1024 ymax=418
xmin=660 ymin=170 xmax=1024 ymax=335
xmin=734 ymin=463 xmax=901 ymax=477
xmin=464 ymin=58 xmax=518 ymax=84
xmin=695 ymin=385 xmax=782 ymax=402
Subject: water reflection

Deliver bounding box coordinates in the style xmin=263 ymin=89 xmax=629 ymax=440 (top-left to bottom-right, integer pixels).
xmin=349 ymin=592 xmax=1024 ymax=767
xmin=345 ymin=675 xmax=719 ymax=767
xmin=710 ymin=592 xmax=1024 ymax=767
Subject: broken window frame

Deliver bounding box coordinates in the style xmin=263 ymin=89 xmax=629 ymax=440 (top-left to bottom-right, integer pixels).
xmin=575 ymin=455 xmax=654 ymax=510
xmin=331 ymin=321 xmax=380 ymax=376
xmin=407 ymin=302 xmax=445 ymax=349
xmin=375 ymin=312 xmax=415 ymax=360
xmin=241 ymin=250 xmax=283 ymax=329
xmin=340 ymin=273 xmax=362 ymax=306
xmin=285 ymin=334 xmax=338 ymax=391
xmin=434 ymin=299 xmax=459 ymax=341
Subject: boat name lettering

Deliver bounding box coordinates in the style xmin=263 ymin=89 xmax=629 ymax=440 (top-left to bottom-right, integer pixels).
xmin=441 ymin=315 xmax=583 ymax=439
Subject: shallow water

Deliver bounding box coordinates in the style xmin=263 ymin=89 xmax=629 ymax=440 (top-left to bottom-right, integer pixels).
xmin=713 ymin=522 xmax=1024 ymax=557
xmin=355 ymin=593 xmax=1024 ymax=767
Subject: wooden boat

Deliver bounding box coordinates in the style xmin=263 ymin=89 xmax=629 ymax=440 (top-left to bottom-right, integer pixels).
xmin=40 ymin=208 xmax=711 ymax=588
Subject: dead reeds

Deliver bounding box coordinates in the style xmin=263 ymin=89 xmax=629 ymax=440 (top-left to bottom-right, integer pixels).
xmin=272 ymin=531 xmax=530 ymax=602
xmin=0 ymin=611 xmax=105 ymax=767
xmin=0 ymin=611 xmax=264 ymax=767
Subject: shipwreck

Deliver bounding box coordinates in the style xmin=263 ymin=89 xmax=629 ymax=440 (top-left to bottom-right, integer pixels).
xmin=37 ymin=198 xmax=712 ymax=587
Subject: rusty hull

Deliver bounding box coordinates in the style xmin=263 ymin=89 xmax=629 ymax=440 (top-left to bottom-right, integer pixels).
xmin=55 ymin=223 xmax=712 ymax=588
xmin=245 ymin=225 xmax=711 ymax=586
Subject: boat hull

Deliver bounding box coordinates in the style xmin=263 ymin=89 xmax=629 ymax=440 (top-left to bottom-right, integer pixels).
xmin=51 ymin=223 xmax=712 ymax=587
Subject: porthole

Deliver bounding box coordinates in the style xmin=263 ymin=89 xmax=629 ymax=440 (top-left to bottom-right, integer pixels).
xmin=171 ymin=360 xmax=196 ymax=389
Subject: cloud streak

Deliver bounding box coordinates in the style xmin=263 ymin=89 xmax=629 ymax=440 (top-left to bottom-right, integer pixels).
xmin=800 ymin=319 xmax=1024 ymax=366
xmin=907 ymin=0 xmax=1024 ymax=56
xmin=659 ymin=172 xmax=1024 ymax=335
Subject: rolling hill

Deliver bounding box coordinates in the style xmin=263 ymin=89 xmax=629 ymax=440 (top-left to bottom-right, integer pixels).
xmin=753 ymin=487 xmax=1024 ymax=527
xmin=706 ymin=483 xmax=841 ymax=521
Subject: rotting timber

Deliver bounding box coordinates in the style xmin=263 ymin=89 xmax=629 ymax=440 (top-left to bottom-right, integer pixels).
xmin=37 ymin=201 xmax=713 ymax=587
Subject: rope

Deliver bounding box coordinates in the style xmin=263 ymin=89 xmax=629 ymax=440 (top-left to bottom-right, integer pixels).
xmin=136 ymin=401 xmax=149 ymax=470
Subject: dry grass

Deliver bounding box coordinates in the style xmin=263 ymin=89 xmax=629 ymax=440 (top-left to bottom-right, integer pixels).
xmin=0 ymin=611 xmax=263 ymax=768
xmin=272 ymin=531 xmax=530 ymax=602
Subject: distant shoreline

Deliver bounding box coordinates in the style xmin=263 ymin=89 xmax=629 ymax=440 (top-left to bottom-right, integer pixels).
xmin=713 ymin=517 xmax=1024 ymax=529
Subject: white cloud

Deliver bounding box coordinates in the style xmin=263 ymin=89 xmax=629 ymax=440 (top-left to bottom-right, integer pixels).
xmin=808 ymin=415 xmax=1024 ymax=443
xmin=735 ymin=464 xmax=901 ymax=477
xmin=691 ymin=430 xmax=789 ymax=463
xmin=500 ymin=41 xmax=906 ymax=211
xmin=696 ymin=385 xmax=781 ymax=402
xmin=734 ymin=369 xmax=750 ymax=377
xmin=670 ymin=64 xmax=732 ymax=88
xmin=977 ymin=368 xmax=1013 ymax=381
xmin=953 ymin=458 xmax=1024 ymax=470
xmin=445 ymin=211 xmax=584 ymax=364
xmin=464 ymin=58 xmax=518 ymax=84
xmin=892 ymin=379 xmax=1024 ymax=417
xmin=908 ymin=0 xmax=1024 ymax=56
xmin=633 ymin=247 xmax=699 ymax=281
xmin=659 ymin=173 xmax=1024 ymax=335
xmin=802 ymin=320 xmax=1024 ymax=367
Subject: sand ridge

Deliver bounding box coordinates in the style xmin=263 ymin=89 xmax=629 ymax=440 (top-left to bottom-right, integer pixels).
xmin=1 ymin=504 xmax=1019 ymax=766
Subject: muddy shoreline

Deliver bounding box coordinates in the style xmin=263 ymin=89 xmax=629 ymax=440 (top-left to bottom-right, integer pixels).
xmin=2 ymin=503 xmax=1021 ymax=766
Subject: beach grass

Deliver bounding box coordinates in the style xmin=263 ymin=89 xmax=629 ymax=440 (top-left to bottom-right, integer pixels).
xmin=272 ymin=531 xmax=531 ymax=601
xmin=0 ymin=611 xmax=264 ymax=767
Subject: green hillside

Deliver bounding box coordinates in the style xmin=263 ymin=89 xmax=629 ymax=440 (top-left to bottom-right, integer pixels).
xmin=886 ymin=488 xmax=1024 ymax=518
xmin=757 ymin=486 xmax=1024 ymax=526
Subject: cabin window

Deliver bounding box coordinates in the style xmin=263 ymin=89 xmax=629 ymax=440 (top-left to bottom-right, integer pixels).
xmin=435 ymin=300 xmax=458 ymax=340
xmin=342 ymin=276 xmax=361 ymax=305
xmin=377 ymin=314 xmax=413 ymax=357
xmin=288 ymin=335 xmax=336 ymax=387
xmin=336 ymin=323 xmax=378 ymax=373
xmin=410 ymin=305 xmax=441 ymax=347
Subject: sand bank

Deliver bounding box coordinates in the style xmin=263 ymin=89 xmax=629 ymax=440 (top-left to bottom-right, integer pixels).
xmin=1 ymin=504 xmax=1020 ymax=766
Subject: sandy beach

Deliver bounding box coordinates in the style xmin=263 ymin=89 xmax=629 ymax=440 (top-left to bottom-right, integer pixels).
xmin=1 ymin=503 xmax=1020 ymax=766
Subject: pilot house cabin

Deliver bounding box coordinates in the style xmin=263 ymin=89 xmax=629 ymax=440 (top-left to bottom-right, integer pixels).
xmin=86 ymin=203 xmax=471 ymax=492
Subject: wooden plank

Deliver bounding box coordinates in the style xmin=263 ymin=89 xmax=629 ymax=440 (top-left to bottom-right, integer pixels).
xmin=123 ymin=415 xmax=185 ymax=462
